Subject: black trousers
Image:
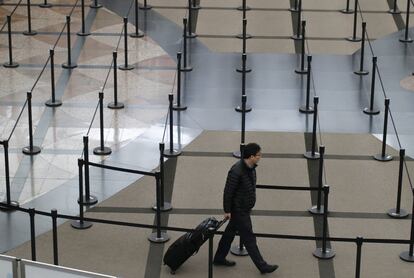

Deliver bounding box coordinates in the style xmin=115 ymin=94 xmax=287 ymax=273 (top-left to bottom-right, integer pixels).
xmin=214 ymin=211 xmax=267 ymax=270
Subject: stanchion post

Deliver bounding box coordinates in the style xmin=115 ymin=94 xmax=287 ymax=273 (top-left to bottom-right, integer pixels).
xmin=119 ymin=17 xmax=134 ymax=70
xmin=208 ymin=227 xmax=215 ymax=278
xmin=291 ymin=0 xmax=302 ymax=40
xmin=389 ymin=0 xmax=401 ymax=14
xmin=388 ymin=149 xmax=408 ymax=218
xmin=140 ymin=0 xmax=152 ymax=10
xmin=0 ymin=140 xmax=19 ymax=209
xmin=290 ymin=0 xmax=299 ymax=12
xmin=131 ymin=0 xmax=144 ymax=38
xmin=236 ymin=21 xmax=252 ymax=73
xmin=39 ymin=0 xmax=52 ymax=8
xmin=181 ymin=18 xmax=193 ymax=72
xmin=237 ymin=17 xmax=252 ymax=40
xmin=237 ymin=0 xmax=251 ymax=13
xmin=399 ymin=189 xmax=414 ymax=262
xmin=355 ymin=237 xmax=363 ymax=278
xmin=153 ymin=143 xmax=172 ymax=212
xmin=373 ymin=98 xmax=393 ymax=161
xmin=233 ymin=96 xmax=247 ymax=158
xmin=62 ymin=16 xmax=77 ymax=69
xmin=90 ymin=0 xmax=102 ymax=9
xmin=192 ymin=0 xmax=201 ymax=10
xmin=313 ymin=185 xmax=335 ymax=259
xmin=354 ymin=22 xmax=368 ymax=75
xmin=295 ymin=20 xmax=308 ymax=74
xmin=23 ymin=0 xmax=37 ymax=36
xmin=304 ymin=97 xmax=320 ymax=160
xmin=51 ymin=209 xmax=59 ymax=265
xmin=46 ymin=49 xmax=62 ymax=107
xmin=148 ymin=172 xmax=170 ymax=243
xmin=347 ymin=0 xmax=361 ymax=42
xmin=164 ymin=94 xmax=182 ymax=157
xmin=231 ymin=236 xmax=248 ymax=256
xmin=108 ymin=51 xmax=125 ymax=109
xmin=187 ymin=0 xmax=197 ymax=38
xmin=3 ymin=16 xmax=19 ymax=68
xmin=93 ymin=92 xmax=112 ymax=155
xmin=77 ymin=0 xmax=90 ymax=36
xmin=173 ymin=52 xmax=187 ymax=111
xmin=399 ymin=0 xmax=413 ymax=43
xmin=309 ymin=145 xmax=325 ymax=215
xmin=23 ymin=91 xmax=41 ymax=155
xmin=236 ymin=55 xmax=252 ymax=112
xmin=299 ymin=55 xmax=315 ymax=113
xmin=29 ymin=208 xmax=36 ymax=261
xmin=363 ymin=57 xmax=380 ymax=115
xmin=79 ymin=136 xmax=98 ymax=205
xmin=341 ymin=0 xmax=354 ymax=13
xmin=71 ymin=159 xmax=93 ymax=229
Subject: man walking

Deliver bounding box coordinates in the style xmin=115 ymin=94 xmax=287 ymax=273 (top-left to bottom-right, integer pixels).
xmin=213 ymin=143 xmax=278 ymax=274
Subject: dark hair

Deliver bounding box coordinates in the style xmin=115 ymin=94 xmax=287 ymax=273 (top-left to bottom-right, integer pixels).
xmin=242 ymin=143 xmax=261 ymax=159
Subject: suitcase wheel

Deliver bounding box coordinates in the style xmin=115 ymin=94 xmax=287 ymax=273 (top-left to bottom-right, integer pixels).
xmin=170 ymin=270 xmax=176 ymax=275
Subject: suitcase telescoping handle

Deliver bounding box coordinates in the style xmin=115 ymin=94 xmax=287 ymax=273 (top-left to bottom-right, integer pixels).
xmin=216 ymin=218 xmax=228 ymax=231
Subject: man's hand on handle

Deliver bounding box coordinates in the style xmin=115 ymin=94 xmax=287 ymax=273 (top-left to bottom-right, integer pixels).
xmin=224 ymin=213 xmax=231 ymax=220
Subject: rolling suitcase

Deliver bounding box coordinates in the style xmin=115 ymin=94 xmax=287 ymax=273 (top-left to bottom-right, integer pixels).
xmin=163 ymin=217 xmax=226 ymax=274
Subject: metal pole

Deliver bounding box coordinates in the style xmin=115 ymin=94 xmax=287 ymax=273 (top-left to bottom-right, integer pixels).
xmin=399 ymin=0 xmax=413 ymax=42
xmin=208 ymin=227 xmax=215 ymax=278
xmin=389 ymin=0 xmax=401 ymax=14
xmin=77 ymin=0 xmax=90 ymax=36
xmin=46 ymin=49 xmax=62 ymax=107
xmin=300 ymin=55 xmax=314 ymax=113
xmin=51 ymin=209 xmax=58 ymax=265
xmin=62 ymin=16 xmax=77 ymax=69
xmin=355 ymin=237 xmax=363 ymax=278
xmin=295 ymin=20 xmax=307 ymax=74
xmin=23 ymin=0 xmax=37 ymax=36
xmin=29 ymin=208 xmax=36 ymax=261
xmin=304 ymin=97 xmax=320 ymax=159
xmin=388 ymin=149 xmax=408 ymax=218
xmin=181 ymin=18 xmax=192 ymax=72
xmin=363 ymin=57 xmax=379 ymax=115
xmin=3 ymin=140 xmax=14 ymax=206
xmin=187 ymin=0 xmax=196 ymax=38
xmin=233 ymin=95 xmax=248 ymax=158
xmin=94 ymin=92 xmax=112 ymax=155
xmin=164 ymin=94 xmax=181 ymax=157
xmin=347 ymin=0 xmax=361 ymax=42
xmin=108 ymin=51 xmax=125 ymax=109
xmin=309 ymin=145 xmax=325 ymax=215
xmin=374 ymin=98 xmax=393 ymax=161
xmin=290 ymin=0 xmax=299 ymax=12
xmin=23 ymin=91 xmax=41 ymax=155
xmin=354 ymin=22 xmax=368 ymax=75
xmin=131 ymin=0 xmax=144 ymax=38
xmin=341 ymin=0 xmax=353 ymax=13
xmin=71 ymin=159 xmax=93 ymax=229
xmin=292 ymin=0 xmax=302 ymax=40
xmin=119 ymin=17 xmax=134 ymax=70
xmin=399 ymin=190 xmax=414 ymax=262
xmin=173 ymin=52 xmax=187 ymax=110
xmin=148 ymin=173 xmax=170 ymax=243
xmin=236 ymin=55 xmax=252 ymax=112
xmin=4 ymin=16 xmax=19 ymax=68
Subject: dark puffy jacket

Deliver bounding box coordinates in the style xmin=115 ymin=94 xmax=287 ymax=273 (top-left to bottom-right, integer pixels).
xmin=223 ymin=160 xmax=257 ymax=213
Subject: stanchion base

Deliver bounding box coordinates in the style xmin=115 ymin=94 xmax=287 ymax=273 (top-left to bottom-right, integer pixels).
xmin=308 ymin=205 xmax=324 ymax=215
xmin=232 ymin=151 xmax=241 ymax=159
xmin=237 ymin=5 xmax=251 ymax=11
xmin=299 ymin=105 xmax=314 ymax=114
xmin=62 ymin=62 xmax=78 ymax=69
xmin=291 ymin=34 xmax=303 ymax=41
xmin=45 ymin=99 xmax=63 ymax=107
xmin=313 ymin=248 xmax=335 ymax=259
xmin=363 ymin=107 xmax=380 ymax=115
xmin=236 ymin=34 xmax=252 ymax=39
xmin=354 ymin=70 xmax=369 ymax=76
xmin=399 ymin=37 xmax=413 ymax=43
xmin=152 ymin=202 xmax=173 ymax=212
xmin=187 ymin=32 xmax=198 ymax=38
xmin=236 ymin=67 xmax=252 ymax=73
xmin=23 ymin=31 xmax=37 ymax=36
xmin=164 ymin=149 xmax=182 ymax=158
xmin=346 ymin=36 xmax=362 ymax=42
xmin=39 ymin=3 xmax=52 ymax=8
xmin=388 ymin=9 xmax=401 ymax=14
xmin=119 ymin=64 xmax=135 ymax=71
xmin=148 ymin=232 xmax=170 ymax=243
xmin=140 ymin=5 xmax=153 ymax=10
xmin=130 ymin=31 xmax=145 ymax=38
xmin=340 ymin=9 xmax=354 ymax=14
xmin=78 ymin=195 xmax=98 ymax=206
xmin=3 ymin=62 xmax=19 ymax=68
xmin=304 ymin=151 xmax=320 ymax=160
xmin=108 ymin=102 xmax=125 ymax=109
xmin=180 ymin=66 xmax=193 ymax=72
xmin=400 ymin=251 xmax=414 ymax=262
xmin=71 ymin=220 xmax=93 ymax=229
xmin=373 ymin=154 xmax=393 ymax=162
xmin=22 ymin=146 xmax=41 ymax=155
xmin=93 ymin=146 xmax=112 ymax=156
xmin=289 ymin=7 xmax=299 ymax=12
xmin=295 ymin=68 xmax=308 ymax=74
xmin=387 ymin=208 xmax=409 ymax=219
xmin=77 ymin=31 xmax=91 ymax=37
xmin=90 ymin=3 xmax=103 ymax=8
xmin=230 ymin=245 xmax=248 ymax=256
xmin=172 ymin=105 xmax=188 ymax=111
xmin=0 ymin=201 xmax=19 ymax=211
xmin=191 ymin=5 xmax=201 ymax=10
xmin=235 ymin=105 xmax=252 ymax=113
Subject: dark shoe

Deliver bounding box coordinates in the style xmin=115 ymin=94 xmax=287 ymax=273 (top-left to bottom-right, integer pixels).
xmin=213 ymin=259 xmax=236 ymax=267
xmin=260 ymin=264 xmax=278 ymax=274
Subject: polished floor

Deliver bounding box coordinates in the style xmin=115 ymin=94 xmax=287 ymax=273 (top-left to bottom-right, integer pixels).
xmin=1 ymin=0 xmax=414 ymax=277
